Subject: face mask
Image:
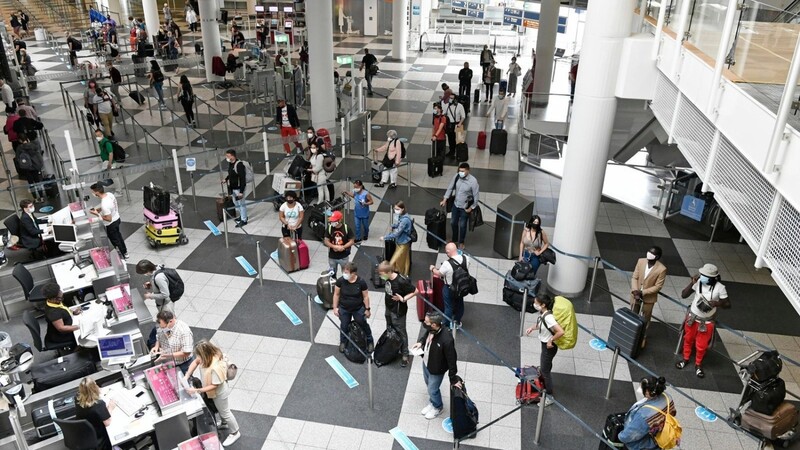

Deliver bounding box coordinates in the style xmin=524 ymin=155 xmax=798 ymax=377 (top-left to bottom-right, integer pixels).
xmin=353 ymin=187 xmax=361 ymax=193
xmin=422 ymin=323 xmax=433 ymax=332
xmin=311 ymin=148 xmax=317 ymax=153
xmin=534 ymin=303 xmax=542 ymax=312
xmin=330 ymin=222 xmax=339 ymax=228
xmin=394 ymin=208 xmax=402 ymax=215
xmin=646 ymin=252 xmax=657 ymax=261
xmin=287 ymin=199 xmax=295 ymax=205
xmin=27 ymin=207 xmax=35 ymax=214
xmin=226 ymin=157 xmax=233 ymax=163
xmin=96 ymin=136 xmax=103 ymax=141
xmin=342 ymin=272 xmax=350 ymax=280
xmin=307 ymin=133 xmax=313 ymax=138
xmin=532 ymin=222 xmax=540 ymax=228
xmin=699 ymin=275 xmax=710 ymax=285
xmin=379 ymin=274 xmax=389 ymax=281
xmin=458 ymin=171 xmax=466 ymax=178
xmin=433 ymin=109 xmax=439 ymax=115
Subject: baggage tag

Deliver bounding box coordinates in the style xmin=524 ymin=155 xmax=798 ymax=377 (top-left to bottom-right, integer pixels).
xmin=57 ymin=356 xmax=64 ymax=364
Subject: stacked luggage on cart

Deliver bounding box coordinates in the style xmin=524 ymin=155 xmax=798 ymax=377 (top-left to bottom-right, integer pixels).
xmin=731 ymin=350 xmax=798 ymax=448
xmin=143 ymin=184 xmax=188 ymax=248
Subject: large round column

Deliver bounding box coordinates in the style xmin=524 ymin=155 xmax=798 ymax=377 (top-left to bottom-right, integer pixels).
xmin=531 ymin=0 xmax=560 ymax=105
xmin=307 ymin=2 xmax=337 ymax=130
xmin=392 ymin=0 xmax=408 ymax=61
xmin=199 ymin=0 xmax=223 ymax=82
xmin=547 ymin=0 xmax=634 ymax=295
xmin=141 ymin=0 xmax=160 ymax=45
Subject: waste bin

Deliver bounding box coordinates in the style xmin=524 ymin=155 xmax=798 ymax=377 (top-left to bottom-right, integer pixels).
xmin=34 ymin=28 xmax=46 ymax=42
xmin=494 ymin=193 xmax=534 ymax=259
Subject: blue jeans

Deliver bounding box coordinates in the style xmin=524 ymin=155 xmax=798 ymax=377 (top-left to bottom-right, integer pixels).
xmin=153 ymin=81 xmax=164 ymax=105
xmin=423 ymin=363 xmax=445 ymax=409
xmin=522 ymin=250 xmax=541 ymax=276
xmin=338 ymin=306 xmax=373 ymax=345
xmin=328 ymin=257 xmax=349 ymax=277
xmin=451 ymin=207 xmax=469 ymax=245
xmin=232 ymin=189 xmax=247 ymax=221
xmin=354 ymin=216 xmax=370 ymax=240
xmin=442 ymin=286 xmax=464 ymax=329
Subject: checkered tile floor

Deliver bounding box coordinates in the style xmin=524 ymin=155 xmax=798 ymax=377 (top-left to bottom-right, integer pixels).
xmin=3 ymin=32 xmax=800 ymax=450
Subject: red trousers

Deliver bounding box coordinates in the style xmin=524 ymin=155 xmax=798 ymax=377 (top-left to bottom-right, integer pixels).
xmin=280 ymin=126 xmax=298 ymax=154
xmin=682 ymin=319 xmax=715 ymax=366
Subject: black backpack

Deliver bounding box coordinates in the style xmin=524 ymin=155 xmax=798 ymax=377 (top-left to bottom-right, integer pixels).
xmin=449 ymin=257 xmax=478 ymax=298
xmin=373 ymin=326 xmax=403 ymax=367
xmin=153 ymin=70 xmax=165 ymax=83
xmin=110 ymin=140 xmax=127 ymax=163
xmin=344 ymin=321 xmax=368 ymax=364
xmin=16 ymin=146 xmax=34 ymax=171
xmin=392 ymin=139 xmax=407 ymax=159
xmin=70 ymin=37 xmax=83 ymax=51
xmin=155 ymin=268 xmax=184 ymax=301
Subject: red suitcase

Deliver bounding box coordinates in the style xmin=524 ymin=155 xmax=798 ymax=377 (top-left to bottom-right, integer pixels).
xmin=297 ymin=239 xmax=310 ymax=270
xmin=477 ymin=131 xmax=487 ymax=150
xmin=416 ymin=275 xmax=445 ymax=322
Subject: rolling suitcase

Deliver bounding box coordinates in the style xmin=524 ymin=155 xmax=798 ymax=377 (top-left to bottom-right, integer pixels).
xmin=740 ymin=401 xmax=798 ymax=440
xmin=31 ymin=353 xmax=96 ymax=393
xmin=216 ymin=195 xmax=237 ymax=221
xmin=277 ymin=236 xmax=309 ymax=272
xmin=143 ymin=185 xmax=170 ymax=215
xmin=455 ymin=142 xmax=469 ymax=162
xmin=607 ymin=307 xmax=646 ymax=359
xmin=287 ymin=155 xmax=309 ymax=180
xmin=424 ymin=208 xmax=446 ymax=250
xmin=144 ymin=207 xmax=179 ymax=228
xmin=129 ymin=90 xmax=146 ymax=105
xmin=416 ymin=275 xmax=444 ymax=321
xmin=599 ymin=413 xmax=627 ymax=449
xmin=477 ymin=131 xmax=487 ymax=150
xmin=451 ymin=381 xmax=479 ymax=440
xmin=473 ymin=88 xmax=480 ymax=103
xmin=305 ymin=204 xmax=327 ymax=240
xmin=428 ymin=141 xmax=443 ymax=178
xmin=315 ymin=270 xmax=335 ymax=309
xmin=372 ymin=161 xmax=384 ymax=182
xmin=145 ymin=224 xmax=183 ymax=245
xmin=373 ymin=326 xmax=403 ymax=367
xmin=489 ymin=129 xmax=507 ymax=155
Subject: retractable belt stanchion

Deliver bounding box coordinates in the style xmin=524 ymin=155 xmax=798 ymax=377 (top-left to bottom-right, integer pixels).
xmin=306 ymin=293 xmax=315 ymax=344
xmin=256 ymin=241 xmax=263 ymax=286
xmin=519 ymin=288 xmax=529 ymax=336
xmin=587 ymin=256 xmax=601 ymax=302
xmin=605 ymin=347 xmax=620 ymax=400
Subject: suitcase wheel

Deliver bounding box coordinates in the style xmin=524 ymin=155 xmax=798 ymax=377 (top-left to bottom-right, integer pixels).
xmin=148 ymin=238 xmax=158 ymax=248
xmin=180 ymin=236 xmax=189 ymax=245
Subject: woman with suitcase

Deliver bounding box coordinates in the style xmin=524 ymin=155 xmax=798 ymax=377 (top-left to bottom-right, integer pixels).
xmin=518 ymin=215 xmax=549 ymax=277
xmin=525 ymin=294 xmax=564 ymax=407
xmin=307 ymin=141 xmax=329 ymax=204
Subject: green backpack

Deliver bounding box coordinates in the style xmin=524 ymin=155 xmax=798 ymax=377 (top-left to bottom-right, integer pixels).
xmin=544 ymin=296 xmax=578 ymax=350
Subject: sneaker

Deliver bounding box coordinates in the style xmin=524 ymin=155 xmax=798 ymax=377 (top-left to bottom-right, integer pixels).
xmin=696 ymin=366 xmax=705 ymax=378
xmin=401 ymin=356 xmax=409 ymax=368
xmin=389 ymin=183 xmax=397 ymax=189
xmin=375 ymin=183 xmax=385 ymax=188
xmin=339 ymin=343 xmax=345 ymax=353
xmin=235 ymin=220 xmax=248 ymax=228
xmin=222 ymin=432 xmax=241 ymax=447
xmin=367 ymin=342 xmax=374 ymax=353
xmin=421 ymin=403 xmax=434 ymax=415
xmin=0 ymin=258 xmax=7 ymax=268
xmin=122 ymin=253 xmax=129 ymax=260
xmin=424 ymin=407 xmax=443 ymax=420
xmin=544 ymin=397 xmax=554 ymax=407
xmin=217 ymin=421 xmax=229 ymax=430
xmin=675 ymin=360 xmax=688 ymax=370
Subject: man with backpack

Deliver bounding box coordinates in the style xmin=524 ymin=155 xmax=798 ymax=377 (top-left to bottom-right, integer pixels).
xmin=430 ymin=242 xmax=472 ymax=329
xmin=373 ymin=129 xmax=404 ymax=188
xmin=15 ymin=134 xmax=45 ymax=203
xmin=95 ymin=128 xmax=125 ymax=172
xmin=224 ymin=149 xmax=250 ymax=227
xmin=136 ymin=259 xmax=184 ymax=313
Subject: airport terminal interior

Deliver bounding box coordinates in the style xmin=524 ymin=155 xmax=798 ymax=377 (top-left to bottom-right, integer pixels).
xmin=0 ymin=0 xmax=798 ymax=449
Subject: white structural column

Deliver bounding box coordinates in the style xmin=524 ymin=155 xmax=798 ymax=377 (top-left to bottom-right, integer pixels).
xmin=531 ymin=0 xmax=560 ymax=105
xmin=246 ymin=0 xmax=256 ymax=14
xmin=547 ymin=0 xmax=635 ymax=295
xmin=141 ymin=0 xmax=160 ymax=45
xmin=199 ymin=0 xmax=223 ymax=82
xmin=308 ymin=3 xmax=337 ymax=130
xmin=392 ymin=0 xmax=409 ymax=60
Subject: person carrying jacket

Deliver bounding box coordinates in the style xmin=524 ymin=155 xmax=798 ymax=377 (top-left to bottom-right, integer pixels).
xmin=374 ymin=129 xmax=403 ymax=188
xmin=276 ymin=99 xmax=300 ymax=155
xmin=618 ymin=376 xmax=676 ymax=450
xmin=12 ymin=109 xmax=43 ymax=141
xmin=381 ymin=201 xmax=413 ymax=276
xmin=3 ymin=110 xmax=21 ymax=150
xmin=630 ymin=246 xmax=667 ymax=349
xmin=224 ymin=149 xmax=248 ymax=227
xmin=412 ymin=311 xmax=459 ymax=420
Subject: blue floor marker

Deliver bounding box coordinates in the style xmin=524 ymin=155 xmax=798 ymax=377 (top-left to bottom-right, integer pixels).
xmin=325 ymin=356 xmax=359 ymax=388
xmin=204 ymin=220 xmax=221 ymax=236
xmin=276 ymin=301 xmax=302 ymax=326
xmin=235 ymin=256 xmax=257 ymax=276
xmin=442 ymin=417 xmax=453 ymax=433
xmin=390 ymin=427 xmax=420 ymax=450
xmin=589 ymin=338 xmax=608 ymax=351
xmin=270 ymin=250 xmax=278 ymax=261
xmin=695 ymin=406 xmax=717 ymax=422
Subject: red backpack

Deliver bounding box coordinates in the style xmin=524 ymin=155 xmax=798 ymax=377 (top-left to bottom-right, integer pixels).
xmin=515 ymin=366 xmax=545 ymax=404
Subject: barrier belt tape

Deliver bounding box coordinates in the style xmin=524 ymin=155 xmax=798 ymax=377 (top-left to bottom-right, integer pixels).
xmin=26 ymin=55 xmax=204 ymax=83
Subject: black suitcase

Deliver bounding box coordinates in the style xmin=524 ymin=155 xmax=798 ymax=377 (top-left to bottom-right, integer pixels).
xmin=42 ymin=174 xmax=58 ymax=198
xmin=32 ymin=394 xmax=77 ymax=438
xmin=305 ymin=204 xmax=327 ymax=240
xmin=143 ymin=185 xmax=170 ymax=215
xmin=31 ymin=353 xmax=96 ymax=393
xmin=451 ymin=382 xmax=479 ymax=440
xmin=287 ymin=155 xmax=309 ymax=180
xmin=607 ymin=307 xmax=645 ymax=359
xmin=473 ymin=88 xmax=480 ymax=103
xmin=598 ymin=412 xmax=626 ymax=449
xmin=458 ymin=94 xmax=470 ymax=116
xmin=427 ymin=157 xmax=443 ymax=177
xmin=425 ymin=209 xmax=446 ymax=250
xmin=455 ymin=142 xmax=469 ymax=162
xmin=490 ymin=129 xmax=507 ymax=155
xmin=129 ymin=90 xmax=146 ymax=105
xmin=749 ymin=377 xmax=786 ymax=415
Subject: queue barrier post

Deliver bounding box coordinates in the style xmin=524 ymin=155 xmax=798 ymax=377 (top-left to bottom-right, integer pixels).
xmin=519 ymin=288 xmax=529 ymax=337
xmin=605 ymin=347 xmax=620 ymax=400
xmin=534 ymin=389 xmax=547 ymax=445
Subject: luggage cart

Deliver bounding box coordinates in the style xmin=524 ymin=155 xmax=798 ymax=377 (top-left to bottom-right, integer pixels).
xmin=144 ymin=201 xmax=189 ymax=248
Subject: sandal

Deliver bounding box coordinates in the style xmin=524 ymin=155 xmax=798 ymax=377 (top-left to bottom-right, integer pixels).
xmin=696 ymin=366 xmax=705 ymax=378
xmin=675 ymin=360 xmax=688 ymax=370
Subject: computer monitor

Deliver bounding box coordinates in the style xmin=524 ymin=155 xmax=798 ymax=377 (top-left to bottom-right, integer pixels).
xmin=52 ymin=224 xmax=78 ymax=244
xmin=49 ymin=206 xmax=72 ymax=225
xmin=145 ymin=362 xmax=182 ymax=411
xmin=268 ymin=6 xmax=278 ymax=12
xmin=283 ymin=6 xmax=293 ymax=12
xmin=106 ymin=284 xmax=134 ymax=317
xmin=255 ymin=5 xmax=264 ymax=12
xmin=97 ymin=334 xmax=135 ymax=361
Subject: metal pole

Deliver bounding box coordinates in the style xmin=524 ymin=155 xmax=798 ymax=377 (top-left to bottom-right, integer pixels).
xmin=263 ymin=131 xmax=271 ymax=175
xmin=587 ymin=256 xmax=600 ymax=303
xmin=605 ymin=348 xmax=620 ymax=399
xmin=368 ymin=357 xmax=374 ymax=410
xmin=222 ymin=204 xmax=229 ymax=248
xmin=709 ymin=206 xmax=722 ymax=243
xmin=121 ymin=170 xmax=131 ymax=202
xmin=256 ymin=241 xmax=263 ymax=286
xmin=674 ymin=323 xmax=685 ymax=355
xmin=519 ymin=288 xmax=529 ymax=336
xmin=340 ymin=117 xmax=346 ymax=157
xmin=533 ymin=389 xmax=546 ymax=445
xmin=306 ymin=294 xmax=315 ymax=344
xmin=190 ymin=172 xmax=197 ymax=211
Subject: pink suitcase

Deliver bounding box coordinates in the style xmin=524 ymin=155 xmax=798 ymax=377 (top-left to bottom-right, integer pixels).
xmin=144 ymin=208 xmax=179 ymax=229
xmin=297 ymin=239 xmax=310 ymax=270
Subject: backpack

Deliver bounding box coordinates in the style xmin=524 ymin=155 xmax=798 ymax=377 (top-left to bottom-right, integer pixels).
xmin=70 ymin=37 xmax=83 ymax=51
xmin=343 ymin=321 xmax=368 ymax=364
xmin=153 ymin=70 xmax=164 ymax=83
xmin=323 ymin=151 xmax=337 ymax=173
xmin=644 ymin=395 xmax=682 ymax=449
xmin=408 ymin=217 xmax=417 ymax=243
xmin=542 ymin=296 xmax=577 ymax=350
xmin=392 ymin=139 xmax=406 ymax=159
xmin=515 ymin=366 xmax=545 ymax=404
xmin=155 ymin=268 xmax=185 ymax=302
xmin=16 ymin=146 xmax=34 ymax=171
xmin=237 ymin=160 xmax=255 ymax=184
xmin=110 ymin=140 xmax=127 ymax=163
xmin=449 ymin=257 xmax=478 ymax=298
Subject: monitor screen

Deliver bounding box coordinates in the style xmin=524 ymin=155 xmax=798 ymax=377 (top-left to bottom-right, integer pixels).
xmin=255 ymin=5 xmax=264 ymax=12
xmin=270 ymin=19 xmax=279 ymax=26
xmin=284 ymin=20 xmax=293 ymax=28
xmin=97 ymin=334 xmax=135 ymax=360
xmin=52 ymin=224 xmax=77 ymax=243
xmin=268 ymin=6 xmax=278 ymax=12
xmin=283 ymin=6 xmax=293 ymax=12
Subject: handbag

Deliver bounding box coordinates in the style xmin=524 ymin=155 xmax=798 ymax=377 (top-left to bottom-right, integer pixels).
xmin=539 ymin=248 xmax=556 ymax=265
xmin=222 ymin=354 xmax=238 ymax=380
xmin=368 ymin=65 xmax=379 ymax=76
xmin=468 ymin=204 xmax=483 ymax=231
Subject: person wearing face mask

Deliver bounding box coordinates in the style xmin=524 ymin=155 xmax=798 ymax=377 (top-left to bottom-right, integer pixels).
xmin=485 ymin=88 xmax=511 ymax=129
xmin=630 ymin=246 xmax=667 ymax=349
xmin=342 ymin=180 xmax=373 ymax=242
xmin=276 ymin=99 xmax=300 ymax=155
xmin=83 ymin=80 xmax=100 ymax=125
xmin=525 ymin=294 xmax=564 ymax=407
xmin=440 ymin=163 xmax=480 ymax=250
xmin=443 ymin=97 xmax=465 ymax=158
xmin=430 ymin=242 xmax=471 ymax=329
xmin=279 ymin=190 xmax=304 ymax=243
xmin=616 ymin=376 xmax=676 ymax=449
xmin=377 ymin=261 xmax=417 ymax=367
xmin=150 ymin=309 xmax=194 ymax=373
xmin=306 ymin=127 xmax=323 ymax=151
xmin=306 ymin=141 xmax=329 ymax=204
xmin=381 ymin=201 xmax=413 ymax=276
xmin=373 ymin=130 xmax=403 ymax=188
xmin=677 ymin=263 xmax=730 ymax=378
xmin=95 ymin=129 xmax=115 ymax=172
xmin=518 ymin=215 xmax=549 ymax=276
xmin=431 ymin=103 xmax=447 ymax=160
xmin=324 ymin=211 xmax=355 ymax=277
xmin=332 ymin=262 xmax=374 ymax=353
xmin=412 ymin=311 xmax=459 ymax=420
xmin=18 ymin=199 xmax=48 ymax=255
xmin=42 ymin=283 xmax=80 ymax=348
xmin=224 ymin=149 xmax=248 ymax=227
xmin=89 ymin=183 xmax=128 ymax=259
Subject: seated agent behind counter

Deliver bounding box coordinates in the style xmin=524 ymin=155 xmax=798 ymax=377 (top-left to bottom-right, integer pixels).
xmin=75 ymin=377 xmax=114 ymax=450
xmin=43 ymin=282 xmax=80 ymax=349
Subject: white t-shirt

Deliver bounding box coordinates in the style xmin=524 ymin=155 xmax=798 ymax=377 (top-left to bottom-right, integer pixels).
xmin=537 ymin=312 xmax=559 ymax=343
xmin=280 ymin=202 xmax=304 ymax=227
xmin=99 ymin=193 xmax=120 ymax=226
xmin=438 ymin=254 xmax=470 ymax=286
xmin=689 ymin=280 xmax=728 ymax=319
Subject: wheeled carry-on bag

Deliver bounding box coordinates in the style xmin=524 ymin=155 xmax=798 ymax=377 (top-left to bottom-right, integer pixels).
xmin=474 ymin=88 xmax=480 ymax=103
xmin=31 ymin=353 xmax=96 ymax=393
xmin=216 ymin=195 xmax=237 ymax=221
xmin=416 ymin=275 xmax=444 ymax=321
xmin=424 ymin=208 xmax=447 ymax=250
xmin=740 ymin=401 xmax=798 ymax=441
xmin=316 ymin=271 xmax=335 ymax=309
xmin=428 ymin=141 xmax=443 ymax=178
xmin=305 ymin=204 xmax=327 ymax=241
xmin=451 ymin=381 xmax=479 ymax=440
xmin=277 ymin=233 xmax=310 ymax=273
xmin=143 ymin=185 xmax=170 ymax=215
xmin=32 ymin=395 xmax=77 ymax=438
xmin=144 ymin=207 xmax=179 ymax=228
xmin=145 ymin=224 xmax=184 ymax=245
xmin=129 ymin=90 xmax=146 ymax=105
xmin=607 ymin=307 xmax=646 ymax=359
xmin=489 ymin=129 xmax=507 ymax=155
xmin=477 ymin=131 xmax=487 ymax=150
xmin=455 ymin=142 xmax=469 ymax=162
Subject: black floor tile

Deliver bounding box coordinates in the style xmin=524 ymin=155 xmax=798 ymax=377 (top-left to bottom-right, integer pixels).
xmin=120 ymin=221 xmax=142 ymax=240
xmin=594 ymin=232 xmax=690 ymax=278
xmin=664 ymin=213 xmax=743 ymax=244
xmin=370 ymin=48 xmax=391 ymax=56
xmin=433 ymin=302 xmax=520 ymax=367
xmin=279 ymin=343 xmax=410 ymax=432
xmin=220 ymin=411 xmax=275 ymax=449
xmin=373 ymin=186 xmax=446 ymax=216
xmin=178 ymin=232 xmax=275 ymax=277
xmin=190 ymin=326 xmax=216 ymax=343
xmin=468 ymin=167 xmax=519 ymax=194
xmin=714 ymin=281 xmax=800 ymax=336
